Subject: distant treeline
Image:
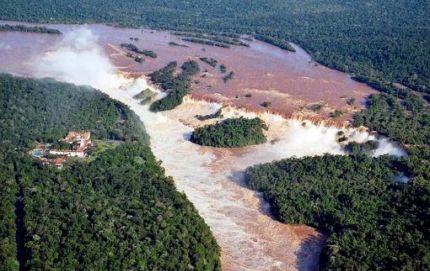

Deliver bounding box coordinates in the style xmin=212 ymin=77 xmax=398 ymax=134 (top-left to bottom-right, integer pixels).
xmin=354 ymin=94 xmax=429 ymax=146
xmin=0 ymin=24 xmax=61 ymax=34
xmin=245 ymin=153 xmax=429 ymax=270
xmin=0 ymin=74 xmax=221 ymax=270
xmin=0 ymin=0 xmax=428 ymax=94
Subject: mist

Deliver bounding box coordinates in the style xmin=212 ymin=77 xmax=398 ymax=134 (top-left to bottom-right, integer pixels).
xmin=28 ymin=27 xmax=405 ymax=270
xmin=33 ymin=27 xmax=129 ymax=90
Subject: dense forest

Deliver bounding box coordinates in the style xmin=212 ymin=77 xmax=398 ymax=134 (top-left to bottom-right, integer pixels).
xmin=0 ymin=74 xmax=220 ymax=270
xmin=0 ymin=0 xmax=428 ymax=94
xmin=245 ymin=88 xmax=430 ymax=270
xmin=1 ymin=1 xmax=429 ymax=269
xmin=353 ymin=94 xmax=430 ymax=145
xmin=0 ymin=74 xmax=147 ymax=146
xmin=245 ymin=154 xmax=429 ymax=270
xmin=149 ymin=60 xmax=199 ymax=112
xmin=190 ymin=117 xmax=267 ymax=147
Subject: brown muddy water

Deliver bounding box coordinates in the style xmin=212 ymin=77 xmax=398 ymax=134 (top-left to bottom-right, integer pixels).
xmin=0 ymin=21 xmax=376 ymax=125
xmin=0 ymin=23 xmax=396 ymax=271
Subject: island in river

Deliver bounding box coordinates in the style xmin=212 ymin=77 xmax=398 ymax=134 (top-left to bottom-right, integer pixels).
xmin=0 ymin=22 xmax=396 ymax=271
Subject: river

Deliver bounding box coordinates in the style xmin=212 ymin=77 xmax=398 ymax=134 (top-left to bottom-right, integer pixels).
xmin=0 ymin=24 xmax=404 ymax=270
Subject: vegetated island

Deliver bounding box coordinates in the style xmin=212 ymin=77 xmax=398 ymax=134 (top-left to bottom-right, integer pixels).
xmin=245 ymin=89 xmax=430 ymax=270
xmin=195 ymin=108 xmax=223 ymax=121
xmin=0 ymin=73 xmax=220 ymax=271
xmin=149 ymin=60 xmax=199 ymax=112
xmin=190 ymin=117 xmax=268 ymax=147
xmin=1 ymin=1 xmax=428 ymax=96
xmin=0 ymin=24 xmax=61 ymax=34
xmin=133 ymin=88 xmax=156 ymax=105
xmin=174 ymin=31 xmax=249 ymax=48
xmin=121 ymin=43 xmax=157 ymax=58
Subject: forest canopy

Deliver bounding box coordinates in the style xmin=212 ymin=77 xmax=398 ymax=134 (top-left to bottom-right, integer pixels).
xmin=245 ymin=89 xmax=430 ymax=270
xmin=0 ymin=0 xmax=428 ymax=94
xmin=0 ymin=74 xmax=220 ymax=270
xmin=245 ymin=153 xmax=430 ymax=270
xmin=149 ymin=60 xmax=199 ymax=112
xmin=190 ymin=117 xmax=268 ymax=147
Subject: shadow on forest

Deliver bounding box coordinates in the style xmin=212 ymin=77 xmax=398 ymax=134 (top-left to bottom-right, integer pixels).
xmin=229 ymin=169 xmax=327 ymax=271
xmin=296 ymin=233 xmax=326 ymax=271
xmin=228 ymin=169 xmax=275 ymax=218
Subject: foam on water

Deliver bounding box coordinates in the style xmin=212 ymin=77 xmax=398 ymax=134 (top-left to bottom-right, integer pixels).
xmin=26 ymin=28 xmax=405 ymax=270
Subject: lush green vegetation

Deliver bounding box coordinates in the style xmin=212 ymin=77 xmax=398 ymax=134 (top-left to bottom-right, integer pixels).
xmin=1 ymin=1 xmax=429 ymax=269
xmin=148 ymin=61 xmax=177 ymax=90
xmin=254 ymin=34 xmax=295 ymax=52
xmin=344 ymin=140 xmax=379 ymax=156
xmin=190 ymin=117 xmax=267 ymax=147
xmin=0 ymin=74 xmax=146 ymax=146
xmin=150 ymin=60 xmax=199 ymax=112
xmin=86 ymin=139 xmax=122 ymax=160
xmin=245 ymin=89 xmax=430 ymax=270
xmin=354 ymin=94 xmax=429 ymax=145
xmin=0 ymin=160 xmax=19 ymax=271
xmin=0 ymin=74 xmax=220 ymax=270
xmin=121 ymin=43 xmax=157 ymax=58
xmin=245 ymin=154 xmax=429 ymax=270
xmin=0 ymin=1 xmax=428 ymax=94
xmin=0 ymin=24 xmax=61 ymax=34
xmin=23 ymin=142 xmax=220 ymax=270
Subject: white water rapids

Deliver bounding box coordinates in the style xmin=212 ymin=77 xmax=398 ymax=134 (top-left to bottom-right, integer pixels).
xmin=5 ymin=28 xmax=405 ymax=270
